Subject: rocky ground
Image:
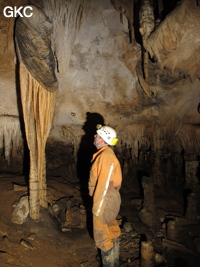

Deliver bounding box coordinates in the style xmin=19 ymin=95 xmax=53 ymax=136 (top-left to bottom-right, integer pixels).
xmin=0 ymin=173 xmax=200 ymax=267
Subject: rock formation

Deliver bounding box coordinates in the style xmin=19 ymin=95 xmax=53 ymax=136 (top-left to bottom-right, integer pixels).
xmin=0 ymin=0 xmax=199 ymax=229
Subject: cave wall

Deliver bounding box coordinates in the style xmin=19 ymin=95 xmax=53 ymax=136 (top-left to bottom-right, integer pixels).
xmin=0 ymin=0 xmax=28 ymax=172
xmin=0 ymin=0 xmax=199 ymax=203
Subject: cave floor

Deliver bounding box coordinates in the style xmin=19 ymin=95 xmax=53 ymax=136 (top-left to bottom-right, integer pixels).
xmin=0 ymin=173 xmax=200 ymax=267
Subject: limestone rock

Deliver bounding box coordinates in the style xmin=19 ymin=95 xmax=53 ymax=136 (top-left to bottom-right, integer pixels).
xmin=11 ymin=196 xmax=29 ymax=224
xmin=15 ymin=6 xmax=58 ymax=92
xmin=123 ymin=221 xmax=133 ymax=233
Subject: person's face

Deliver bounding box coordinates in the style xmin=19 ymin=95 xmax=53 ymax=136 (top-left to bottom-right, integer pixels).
xmin=94 ymin=134 xmax=105 ymax=149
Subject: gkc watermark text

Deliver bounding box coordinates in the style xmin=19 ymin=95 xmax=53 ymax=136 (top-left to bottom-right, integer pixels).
xmin=3 ymin=6 xmax=33 ymax=18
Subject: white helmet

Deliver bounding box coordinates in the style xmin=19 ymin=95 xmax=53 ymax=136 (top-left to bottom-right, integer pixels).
xmin=96 ymin=125 xmax=118 ymax=145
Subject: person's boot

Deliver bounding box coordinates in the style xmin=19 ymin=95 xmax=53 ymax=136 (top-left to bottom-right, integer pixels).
xmin=101 ymin=238 xmax=119 ymax=267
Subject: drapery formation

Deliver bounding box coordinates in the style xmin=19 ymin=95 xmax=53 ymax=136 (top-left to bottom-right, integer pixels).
xmin=19 ymin=63 xmax=57 ymax=219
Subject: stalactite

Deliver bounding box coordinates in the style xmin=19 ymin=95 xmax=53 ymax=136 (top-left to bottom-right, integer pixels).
xmin=41 ymin=0 xmax=89 ymax=74
xmin=110 ymin=0 xmax=135 ymax=43
xmin=136 ymin=60 xmax=160 ymax=96
xmin=118 ymin=124 xmax=153 ymax=162
xmin=139 ymin=0 xmax=155 ymax=90
xmin=177 ymin=124 xmax=200 ymax=157
xmin=145 ymin=0 xmax=200 ymax=81
xmin=0 ymin=116 xmax=23 ymax=164
xmin=19 ymin=62 xmax=57 ymax=220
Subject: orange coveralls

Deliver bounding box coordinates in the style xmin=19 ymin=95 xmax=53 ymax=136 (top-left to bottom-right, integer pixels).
xmin=89 ymin=146 xmax=122 ymax=252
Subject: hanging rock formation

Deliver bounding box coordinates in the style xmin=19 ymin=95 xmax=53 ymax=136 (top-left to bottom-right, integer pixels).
xmin=15 ymin=5 xmax=58 ymax=219
xmin=14 ymin=1 xmax=90 ymax=220
xmin=15 ymin=6 xmax=58 ymax=92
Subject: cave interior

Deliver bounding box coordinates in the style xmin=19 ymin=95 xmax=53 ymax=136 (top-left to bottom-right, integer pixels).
xmin=0 ymin=0 xmax=200 ymax=266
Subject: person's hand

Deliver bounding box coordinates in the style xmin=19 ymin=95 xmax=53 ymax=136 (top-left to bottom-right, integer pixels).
xmin=108 ymin=181 xmax=119 ymax=191
xmin=108 ymin=181 xmax=115 ymax=191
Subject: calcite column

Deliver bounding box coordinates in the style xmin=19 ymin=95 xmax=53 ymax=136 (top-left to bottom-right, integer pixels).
xmin=140 ymin=176 xmax=157 ymax=229
xmin=15 ymin=5 xmax=58 ymax=220
xmin=19 ymin=64 xmax=57 ymax=220
xmin=167 ymin=220 xmax=179 ymax=242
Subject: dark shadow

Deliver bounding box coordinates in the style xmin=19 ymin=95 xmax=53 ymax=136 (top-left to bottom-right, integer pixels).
xmin=161 ymin=0 xmax=180 ymax=20
xmin=197 ymin=157 xmax=200 ymax=181
xmin=133 ymin=0 xmax=142 ymax=46
xmin=183 ymin=188 xmax=192 ymax=216
xmin=76 ymin=112 xmax=104 ymax=237
xmin=137 ymin=170 xmax=148 ymax=198
xmin=14 ymin=18 xmax=30 ymax=185
xmin=173 ymin=257 xmax=189 ymax=267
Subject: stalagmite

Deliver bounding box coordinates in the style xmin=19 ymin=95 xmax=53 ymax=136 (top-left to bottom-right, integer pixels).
xmin=140 ymin=176 xmax=157 ymax=229
xmin=19 ymin=63 xmax=57 ymax=220
xmin=167 ymin=220 xmax=179 ymax=242
xmin=140 ymin=241 xmax=154 ymax=267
